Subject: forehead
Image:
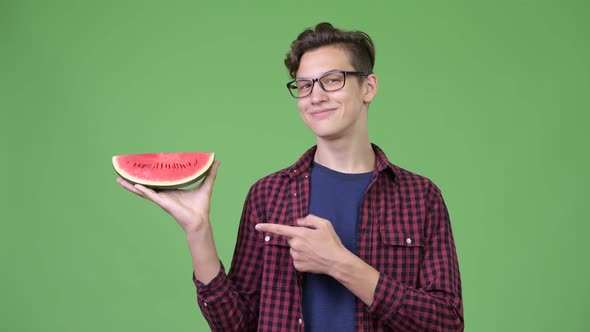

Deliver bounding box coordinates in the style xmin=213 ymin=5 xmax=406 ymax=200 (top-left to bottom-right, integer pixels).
xmin=296 ymin=45 xmax=354 ymax=78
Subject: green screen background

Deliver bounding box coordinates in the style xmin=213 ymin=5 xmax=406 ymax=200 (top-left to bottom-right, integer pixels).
xmin=1 ymin=0 xmax=588 ymax=331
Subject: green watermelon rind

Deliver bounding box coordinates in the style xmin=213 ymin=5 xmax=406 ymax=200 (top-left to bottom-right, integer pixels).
xmin=112 ymin=152 xmax=215 ymax=190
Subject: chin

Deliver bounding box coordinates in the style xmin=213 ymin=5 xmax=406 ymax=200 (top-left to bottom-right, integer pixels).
xmin=308 ymin=127 xmax=344 ymax=140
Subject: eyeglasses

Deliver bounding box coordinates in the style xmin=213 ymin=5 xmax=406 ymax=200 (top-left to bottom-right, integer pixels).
xmin=286 ymin=70 xmax=371 ymax=98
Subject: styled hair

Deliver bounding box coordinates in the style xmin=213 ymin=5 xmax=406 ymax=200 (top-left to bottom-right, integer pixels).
xmin=284 ymin=22 xmax=376 ymax=78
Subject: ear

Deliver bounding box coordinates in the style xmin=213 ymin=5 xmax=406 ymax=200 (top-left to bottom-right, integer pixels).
xmin=363 ymin=73 xmax=378 ymax=104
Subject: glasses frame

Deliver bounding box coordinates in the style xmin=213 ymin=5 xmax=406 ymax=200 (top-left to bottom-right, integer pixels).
xmin=286 ymin=70 xmax=371 ymax=98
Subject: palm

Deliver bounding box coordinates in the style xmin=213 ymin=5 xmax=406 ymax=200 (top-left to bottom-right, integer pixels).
xmin=157 ymin=183 xmax=212 ymax=229
xmin=117 ymin=161 xmax=220 ymax=233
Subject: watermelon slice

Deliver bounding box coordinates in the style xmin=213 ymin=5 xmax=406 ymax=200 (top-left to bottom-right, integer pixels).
xmin=112 ymin=152 xmax=215 ymax=189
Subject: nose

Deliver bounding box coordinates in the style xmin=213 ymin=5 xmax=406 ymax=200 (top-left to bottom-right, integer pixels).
xmin=310 ymin=80 xmax=328 ymax=104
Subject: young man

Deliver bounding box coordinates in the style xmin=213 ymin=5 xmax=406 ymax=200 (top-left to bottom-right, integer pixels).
xmin=118 ymin=22 xmax=464 ymax=331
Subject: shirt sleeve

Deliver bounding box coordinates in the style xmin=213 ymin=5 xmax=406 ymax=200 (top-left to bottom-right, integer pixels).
xmin=367 ymin=183 xmax=464 ymax=331
xmin=192 ymin=186 xmax=264 ymax=332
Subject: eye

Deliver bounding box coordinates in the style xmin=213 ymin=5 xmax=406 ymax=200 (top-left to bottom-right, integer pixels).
xmin=297 ymin=81 xmax=313 ymax=90
xmin=321 ymin=73 xmax=344 ymax=86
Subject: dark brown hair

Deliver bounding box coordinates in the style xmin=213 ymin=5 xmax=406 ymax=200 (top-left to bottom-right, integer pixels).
xmin=284 ymin=22 xmax=376 ymax=78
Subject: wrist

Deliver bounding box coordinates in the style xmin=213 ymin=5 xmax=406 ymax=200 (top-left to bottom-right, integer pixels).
xmin=183 ymin=214 xmax=212 ymax=235
xmin=330 ymin=250 xmax=379 ymax=306
xmin=328 ymin=247 xmax=354 ymax=278
xmin=185 ymin=222 xmax=213 ymax=240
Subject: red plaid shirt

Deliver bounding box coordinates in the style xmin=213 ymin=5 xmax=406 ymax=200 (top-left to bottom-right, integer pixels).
xmin=194 ymin=145 xmax=463 ymax=331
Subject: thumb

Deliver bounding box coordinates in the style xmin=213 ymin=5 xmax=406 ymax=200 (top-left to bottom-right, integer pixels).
xmin=188 ymin=160 xmax=219 ymax=192
xmin=204 ymin=160 xmax=220 ymax=186
xmin=297 ymin=214 xmax=326 ymax=229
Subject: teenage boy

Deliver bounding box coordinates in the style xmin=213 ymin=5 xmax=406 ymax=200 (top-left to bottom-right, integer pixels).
xmin=118 ymin=22 xmax=464 ymax=331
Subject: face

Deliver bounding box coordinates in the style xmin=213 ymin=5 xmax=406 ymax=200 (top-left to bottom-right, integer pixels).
xmin=295 ymin=45 xmax=377 ymax=141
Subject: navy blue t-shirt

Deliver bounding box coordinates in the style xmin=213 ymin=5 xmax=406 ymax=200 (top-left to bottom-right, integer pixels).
xmin=302 ymin=162 xmax=373 ymax=331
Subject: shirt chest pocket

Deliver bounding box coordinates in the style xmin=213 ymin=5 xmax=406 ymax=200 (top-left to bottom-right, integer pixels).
xmin=261 ymin=233 xmax=297 ymax=287
xmin=378 ymin=224 xmax=425 ymax=286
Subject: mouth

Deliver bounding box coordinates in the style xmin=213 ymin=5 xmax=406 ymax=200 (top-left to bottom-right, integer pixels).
xmin=309 ymin=108 xmax=335 ymax=117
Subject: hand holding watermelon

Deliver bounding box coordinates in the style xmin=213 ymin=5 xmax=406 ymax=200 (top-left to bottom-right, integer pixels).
xmin=115 ymin=153 xmax=219 ymax=234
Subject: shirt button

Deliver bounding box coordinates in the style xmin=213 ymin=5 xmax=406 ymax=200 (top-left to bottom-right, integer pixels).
xmin=293 ymin=193 xmax=297 ymax=196
xmin=406 ymin=238 xmax=412 ymax=244
xmin=203 ymin=301 xmax=208 ymax=307
xmin=265 ymin=235 xmax=271 ymax=242
xmin=298 ymin=318 xmax=303 ymax=324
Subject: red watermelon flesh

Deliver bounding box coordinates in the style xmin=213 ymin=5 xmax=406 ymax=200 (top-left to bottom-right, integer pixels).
xmin=112 ymin=152 xmax=215 ymax=189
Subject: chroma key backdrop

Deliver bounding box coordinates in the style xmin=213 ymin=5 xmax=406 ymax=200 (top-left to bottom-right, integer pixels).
xmin=1 ymin=0 xmax=588 ymax=331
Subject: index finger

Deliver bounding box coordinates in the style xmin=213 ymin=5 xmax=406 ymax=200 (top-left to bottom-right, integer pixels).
xmin=255 ymin=223 xmax=300 ymax=237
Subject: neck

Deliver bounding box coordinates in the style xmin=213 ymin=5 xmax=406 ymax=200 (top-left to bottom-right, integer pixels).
xmin=314 ymin=135 xmax=375 ymax=174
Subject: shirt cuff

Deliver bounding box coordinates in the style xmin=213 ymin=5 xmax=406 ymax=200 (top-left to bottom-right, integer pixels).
xmin=367 ymin=273 xmax=406 ymax=321
xmin=192 ymin=262 xmax=230 ymax=304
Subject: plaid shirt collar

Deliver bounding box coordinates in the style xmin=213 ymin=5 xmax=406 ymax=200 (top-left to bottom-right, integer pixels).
xmin=281 ymin=143 xmax=398 ymax=182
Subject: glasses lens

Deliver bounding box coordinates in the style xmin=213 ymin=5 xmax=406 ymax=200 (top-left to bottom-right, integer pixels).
xmin=291 ymin=79 xmax=313 ymax=97
xmin=287 ymin=82 xmax=299 ymax=97
xmin=319 ymin=72 xmax=345 ymax=91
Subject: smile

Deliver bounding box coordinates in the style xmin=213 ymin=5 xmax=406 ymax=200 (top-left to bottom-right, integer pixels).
xmin=309 ymin=108 xmax=335 ymax=117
